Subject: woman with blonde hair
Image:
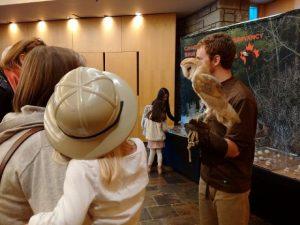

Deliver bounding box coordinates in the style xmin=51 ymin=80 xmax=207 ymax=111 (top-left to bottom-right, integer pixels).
xmin=0 ymin=46 xmax=84 ymax=225
xmin=26 ymin=67 xmax=149 ymax=225
xmin=0 ymin=37 xmax=45 ymax=120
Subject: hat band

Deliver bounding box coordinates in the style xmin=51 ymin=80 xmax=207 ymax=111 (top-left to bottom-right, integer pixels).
xmin=59 ymin=101 xmax=124 ymax=139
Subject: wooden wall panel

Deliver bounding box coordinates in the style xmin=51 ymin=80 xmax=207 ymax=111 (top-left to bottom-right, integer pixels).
xmin=105 ymin=52 xmax=137 ymax=94
xmin=0 ymin=23 xmax=28 ymax=53
xmin=122 ymin=14 xmax=176 ymax=126
xmin=73 ymin=18 xmax=122 ymax=53
xmin=26 ymin=21 xmax=72 ymax=49
xmin=264 ymin=0 xmax=296 ymax=16
xmin=260 ymin=0 xmax=299 ymax=17
xmin=80 ymin=52 xmax=103 ymax=70
xmin=105 ymin=51 xmax=141 ymax=138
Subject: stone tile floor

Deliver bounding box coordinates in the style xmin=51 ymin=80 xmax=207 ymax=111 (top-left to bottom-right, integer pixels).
xmin=139 ymin=170 xmax=272 ymax=225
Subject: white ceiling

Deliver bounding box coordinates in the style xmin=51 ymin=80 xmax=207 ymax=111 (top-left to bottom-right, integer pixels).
xmin=0 ymin=0 xmax=53 ymax=6
xmin=0 ymin=0 xmax=215 ymax=24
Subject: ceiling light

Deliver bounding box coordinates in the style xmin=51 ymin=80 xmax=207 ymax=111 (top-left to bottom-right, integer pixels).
xmin=9 ymin=22 xmax=18 ymax=33
xmin=37 ymin=20 xmax=46 ymax=31
xmin=68 ymin=18 xmax=78 ymax=31
xmin=103 ymin=16 xmax=113 ymax=29
xmin=133 ymin=15 xmax=143 ymax=28
xmin=135 ymin=12 xmax=142 ymax=16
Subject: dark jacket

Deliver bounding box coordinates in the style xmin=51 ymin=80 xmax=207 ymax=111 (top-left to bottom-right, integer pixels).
xmin=0 ymin=68 xmax=14 ymax=121
xmin=200 ymin=77 xmax=258 ymax=193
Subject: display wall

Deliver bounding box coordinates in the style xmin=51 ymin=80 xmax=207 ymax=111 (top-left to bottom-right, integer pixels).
xmin=0 ymin=14 xmax=176 ymax=139
xmin=179 ymin=9 xmax=300 ymax=154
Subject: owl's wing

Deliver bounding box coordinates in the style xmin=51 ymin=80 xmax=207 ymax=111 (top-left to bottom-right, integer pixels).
xmin=191 ymin=72 xmax=228 ymax=110
xmin=197 ymin=91 xmax=227 ymax=110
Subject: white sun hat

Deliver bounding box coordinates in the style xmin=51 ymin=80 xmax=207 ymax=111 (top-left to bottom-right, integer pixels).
xmin=44 ymin=67 xmax=137 ymax=159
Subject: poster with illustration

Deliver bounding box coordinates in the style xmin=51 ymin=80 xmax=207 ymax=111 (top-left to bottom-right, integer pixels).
xmin=179 ymin=9 xmax=300 ymax=154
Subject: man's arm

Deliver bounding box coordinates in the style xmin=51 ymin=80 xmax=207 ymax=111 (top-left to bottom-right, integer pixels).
xmin=225 ymin=98 xmax=257 ymax=158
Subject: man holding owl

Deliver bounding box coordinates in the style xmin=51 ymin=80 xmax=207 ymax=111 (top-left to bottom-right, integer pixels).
xmin=181 ymin=33 xmax=258 ymax=225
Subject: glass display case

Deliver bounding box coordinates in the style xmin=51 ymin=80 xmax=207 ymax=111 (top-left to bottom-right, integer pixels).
xmin=254 ymin=147 xmax=300 ymax=180
xmin=168 ymin=125 xmax=300 ymax=181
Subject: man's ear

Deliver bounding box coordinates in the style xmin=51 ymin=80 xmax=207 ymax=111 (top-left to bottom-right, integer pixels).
xmin=212 ymin=55 xmax=221 ymax=67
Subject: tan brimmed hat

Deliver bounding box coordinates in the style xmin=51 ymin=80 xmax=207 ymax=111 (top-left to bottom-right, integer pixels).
xmin=44 ymin=67 xmax=137 ymax=159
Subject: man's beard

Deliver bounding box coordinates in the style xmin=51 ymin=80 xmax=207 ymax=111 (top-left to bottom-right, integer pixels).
xmin=208 ymin=61 xmax=215 ymax=74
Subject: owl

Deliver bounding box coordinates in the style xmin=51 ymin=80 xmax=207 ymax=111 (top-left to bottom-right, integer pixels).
xmin=180 ymin=57 xmax=240 ymax=129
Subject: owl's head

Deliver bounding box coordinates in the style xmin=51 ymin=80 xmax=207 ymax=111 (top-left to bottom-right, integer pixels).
xmin=180 ymin=58 xmax=210 ymax=80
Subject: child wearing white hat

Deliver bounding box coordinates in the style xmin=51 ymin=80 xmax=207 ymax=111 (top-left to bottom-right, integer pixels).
xmin=27 ymin=67 xmax=149 ymax=225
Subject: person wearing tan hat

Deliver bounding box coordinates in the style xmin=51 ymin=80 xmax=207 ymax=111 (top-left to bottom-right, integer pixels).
xmin=27 ymin=67 xmax=149 ymax=225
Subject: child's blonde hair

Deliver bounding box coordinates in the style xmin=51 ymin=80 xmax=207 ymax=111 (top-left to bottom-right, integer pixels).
xmin=53 ymin=148 xmax=122 ymax=184
xmin=98 ymin=140 xmax=136 ymax=184
xmin=98 ymin=148 xmax=123 ymax=184
xmin=55 ymin=141 xmax=134 ymax=185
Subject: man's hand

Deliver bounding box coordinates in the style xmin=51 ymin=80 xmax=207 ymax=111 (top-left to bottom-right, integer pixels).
xmin=184 ymin=119 xmax=210 ymax=145
xmin=185 ymin=119 xmax=229 ymax=158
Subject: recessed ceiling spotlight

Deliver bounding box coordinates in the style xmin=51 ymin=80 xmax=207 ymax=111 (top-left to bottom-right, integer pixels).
xmin=68 ymin=18 xmax=79 ymax=31
xmin=38 ymin=20 xmax=46 ymax=31
xmin=103 ymin=16 xmax=113 ymax=29
xmin=9 ymin=22 xmax=18 ymax=33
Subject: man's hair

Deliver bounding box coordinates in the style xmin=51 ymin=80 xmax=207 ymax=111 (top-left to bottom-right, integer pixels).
xmin=1 ymin=37 xmax=45 ymax=69
xmin=196 ymin=33 xmax=236 ymax=70
xmin=13 ymin=46 xmax=85 ymax=112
